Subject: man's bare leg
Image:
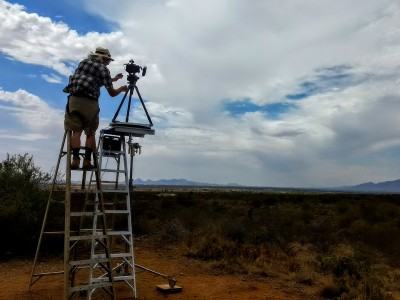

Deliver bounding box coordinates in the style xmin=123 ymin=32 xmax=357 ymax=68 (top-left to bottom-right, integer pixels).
xmin=71 ymin=130 xmax=83 ymax=169
xmin=83 ymin=132 xmax=96 ymax=169
xmin=85 ymin=133 xmax=96 ymax=151
xmin=71 ymin=130 xmax=83 ymax=149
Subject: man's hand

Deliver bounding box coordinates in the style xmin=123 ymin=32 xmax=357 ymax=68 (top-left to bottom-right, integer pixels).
xmin=119 ymin=85 xmax=129 ymax=93
xmin=112 ymin=73 xmax=124 ymax=82
xmin=107 ymin=85 xmax=128 ymax=97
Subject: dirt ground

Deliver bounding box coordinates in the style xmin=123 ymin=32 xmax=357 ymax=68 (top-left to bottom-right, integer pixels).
xmin=0 ymin=242 xmax=317 ymax=300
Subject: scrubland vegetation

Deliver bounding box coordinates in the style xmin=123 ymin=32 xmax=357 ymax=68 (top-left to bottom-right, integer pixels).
xmin=1 ymin=154 xmax=400 ymax=299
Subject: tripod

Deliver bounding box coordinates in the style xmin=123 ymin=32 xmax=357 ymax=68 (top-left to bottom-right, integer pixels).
xmin=109 ymin=61 xmax=154 ymax=187
xmin=111 ymin=68 xmax=153 ymax=127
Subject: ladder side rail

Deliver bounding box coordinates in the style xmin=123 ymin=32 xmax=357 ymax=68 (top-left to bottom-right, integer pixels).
xmin=30 ymin=130 xmax=68 ymax=288
xmin=64 ymin=130 xmax=72 ymax=300
xmin=122 ymin=140 xmax=137 ymax=298
xmin=93 ymin=151 xmax=116 ymax=300
xmin=89 ymin=192 xmax=100 ymax=290
xmin=115 ymin=145 xmax=121 ymax=190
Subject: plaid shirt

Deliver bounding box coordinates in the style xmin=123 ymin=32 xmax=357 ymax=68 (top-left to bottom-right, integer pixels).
xmin=63 ymin=56 xmax=112 ymax=99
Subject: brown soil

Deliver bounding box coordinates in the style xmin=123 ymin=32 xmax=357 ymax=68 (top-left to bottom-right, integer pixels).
xmin=0 ymin=242 xmax=317 ymax=300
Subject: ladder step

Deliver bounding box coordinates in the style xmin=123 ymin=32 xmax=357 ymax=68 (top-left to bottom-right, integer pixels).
xmin=108 ymin=231 xmax=131 ymax=236
xmin=69 ymin=210 xmax=129 ymax=215
xmin=69 ymin=258 xmax=110 ymax=266
xmin=92 ymin=275 xmax=134 ymax=283
xmin=101 ymin=169 xmax=125 ymax=173
xmin=93 ymin=253 xmax=131 ymax=259
xmin=70 ymin=231 xmax=131 ymax=240
xmin=70 ymin=211 xmax=104 ymax=217
xmin=100 ymin=180 xmax=123 ymax=183
xmin=104 ymin=210 xmax=130 ymax=214
xmin=44 ymin=229 xmax=113 ymax=235
xmin=70 ymin=234 xmax=107 ymax=241
xmin=44 ymin=231 xmax=64 ymax=235
xmin=72 ymin=168 xmax=99 ymax=172
xmin=69 ymin=282 xmax=112 ymax=293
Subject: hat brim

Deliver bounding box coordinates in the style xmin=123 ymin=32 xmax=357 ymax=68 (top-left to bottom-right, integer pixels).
xmin=90 ymin=52 xmax=114 ymax=61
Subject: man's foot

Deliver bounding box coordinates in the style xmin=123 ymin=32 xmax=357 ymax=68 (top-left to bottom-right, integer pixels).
xmin=71 ymin=158 xmax=80 ymax=170
xmin=82 ymin=159 xmax=95 ymax=170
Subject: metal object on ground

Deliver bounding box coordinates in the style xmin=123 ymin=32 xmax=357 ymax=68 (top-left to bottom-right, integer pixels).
xmin=156 ymin=284 xmax=183 ymax=293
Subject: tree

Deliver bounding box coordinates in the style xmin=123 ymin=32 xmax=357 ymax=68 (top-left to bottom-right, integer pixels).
xmin=0 ymin=153 xmax=50 ymax=257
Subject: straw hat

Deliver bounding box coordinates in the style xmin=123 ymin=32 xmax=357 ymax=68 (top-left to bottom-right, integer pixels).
xmin=91 ymin=47 xmax=114 ymax=61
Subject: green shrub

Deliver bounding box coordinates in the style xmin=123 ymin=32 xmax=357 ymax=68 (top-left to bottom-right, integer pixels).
xmin=0 ymin=153 xmax=50 ymax=257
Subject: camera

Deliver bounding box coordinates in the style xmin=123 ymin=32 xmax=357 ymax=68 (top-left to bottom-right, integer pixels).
xmin=125 ymin=59 xmax=147 ymax=76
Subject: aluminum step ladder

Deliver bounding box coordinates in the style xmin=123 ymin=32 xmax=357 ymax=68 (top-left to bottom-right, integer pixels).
xmin=87 ymin=130 xmax=138 ymax=298
xmin=29 ymin=130 xmax=115 ymax=300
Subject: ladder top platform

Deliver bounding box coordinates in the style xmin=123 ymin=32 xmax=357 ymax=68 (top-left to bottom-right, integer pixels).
xmin=104 ymin=122 xmax=155 ymax=137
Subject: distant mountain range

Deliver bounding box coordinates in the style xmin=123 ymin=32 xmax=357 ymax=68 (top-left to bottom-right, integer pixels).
xmin=134 ymin=177 xmax=400 ymax=193
xmin=336 ymin=179 xmax=400 ymax=193
xmin=134 ymin=178 xmax=239 ymax=187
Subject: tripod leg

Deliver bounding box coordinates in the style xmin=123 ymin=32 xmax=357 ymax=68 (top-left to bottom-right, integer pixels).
xmin=125 ymin=87 xmax=134 ymax=123
xmin=135 ymin=86 xmax=153 ymax=126
xmin=112 ymin=89 xmax=130 ymax=123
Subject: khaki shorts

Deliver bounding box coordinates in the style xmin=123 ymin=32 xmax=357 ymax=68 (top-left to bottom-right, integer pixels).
xmin=64 ymin=96 xmax=99 ymax=135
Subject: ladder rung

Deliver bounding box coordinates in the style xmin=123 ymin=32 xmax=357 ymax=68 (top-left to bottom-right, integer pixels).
xmin=69 ymin=282 xmax=112 ymax=293
xmin=70 ymin=234 xmax=107 ymax=241
xmin=104 ymin=210 xmax=129 ymax=214
xmin=71 ymin=189 xmax=99 ymax=194
xmin=101 ymin=169 xmax=125 ymax=173
xmin=44 ymin=229 xmax=113 ymax=235
xmin=93 ymin=253 xmax=131 ymax=259
xmin=70 ymin=211 xmax=104 ymax=217
xmin=70 ymin=258 xmax=110 ymax=266
xmin=44 ymin=231 xmax=64 ymax=235
xmin=72 ymin=168 xmax=99 ymax=172
xmin=100 ymin=180 xmax=122 ymax=183
xmin=114 ymin=275 xmax=135 ymax=282
xmin=77 ymin=228 xmax=113 ymax=232
xmin=70 ymin=231 xmax=130 ymax=240
xmin=107 ymin=231 xmax=131 ymax=236
xmin=92 ymin=275 xmax=134 ymax=283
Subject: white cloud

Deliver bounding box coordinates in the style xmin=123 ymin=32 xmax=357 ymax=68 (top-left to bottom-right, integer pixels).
xmin=41 ymin=73 xmax=63 ymax=84
xmin=1 ymin=0 xmax=400 ymax=186
xmin=0 ymin=88 xmax=63 ymax=133
xmin=0 ymin=0 xmax=124 ymax=76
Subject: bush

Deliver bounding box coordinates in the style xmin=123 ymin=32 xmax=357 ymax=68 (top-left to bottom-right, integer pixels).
xmin=0 ymin=153 xmax=50 ymax=257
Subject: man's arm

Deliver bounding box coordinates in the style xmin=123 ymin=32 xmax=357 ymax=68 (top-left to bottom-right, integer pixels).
xmin=107 ymin=85 xmax=128 ymax=97
xmin=107 ymin=73 xmax=128 ymax=97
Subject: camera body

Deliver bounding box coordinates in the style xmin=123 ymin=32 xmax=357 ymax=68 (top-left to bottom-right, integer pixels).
xmin=125 ymin=59 xmax=147 ymax=76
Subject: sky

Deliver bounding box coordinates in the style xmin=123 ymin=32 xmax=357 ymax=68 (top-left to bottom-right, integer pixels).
xmin=0 ymin=0 xmax=400 ymax=187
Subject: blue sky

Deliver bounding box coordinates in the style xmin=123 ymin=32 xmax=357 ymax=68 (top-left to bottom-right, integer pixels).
xmin=1 ymin=0 xmax=400 ymax=187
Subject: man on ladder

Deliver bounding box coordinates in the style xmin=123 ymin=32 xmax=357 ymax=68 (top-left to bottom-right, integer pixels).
xmin=63 ymin=47 xmax=128 ymax=169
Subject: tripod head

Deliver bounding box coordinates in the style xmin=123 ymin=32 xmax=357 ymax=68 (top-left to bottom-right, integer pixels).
xmin=125 ymin=59 xmax=147 ymax=85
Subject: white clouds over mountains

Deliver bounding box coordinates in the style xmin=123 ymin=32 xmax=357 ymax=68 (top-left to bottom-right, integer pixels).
xmin=0 ymin=0 xmax=400 ymax=186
